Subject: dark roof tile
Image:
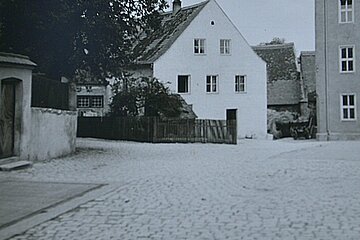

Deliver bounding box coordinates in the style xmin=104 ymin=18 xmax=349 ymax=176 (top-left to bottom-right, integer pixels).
xmin=133 ymin=1 xmax=209 ymax=64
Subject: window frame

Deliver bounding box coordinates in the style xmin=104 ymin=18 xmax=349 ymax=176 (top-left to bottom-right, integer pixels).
xmin=339 ymin=0 xmax=354 ymax=23
xmin=339 ymin=45 xmax=355 ymax=73
xmin=177 ymin=75 xmax=191 ymax=94
xmin=235 ymin=75 xmax=247 ymax=93
xmin=77 ymin=95 xmax=104 ymax=108
xmin=341 ymin=94 xmax=357 ymax=121
xmin=206 ymin=75 xmax=219 ymax=93
xmin=194 ymin=38 xmax=206 ymax=55
xmin=220 ymin=39 xmax=231 ymax=55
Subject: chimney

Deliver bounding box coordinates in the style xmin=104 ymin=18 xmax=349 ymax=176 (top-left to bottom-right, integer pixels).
xmin=173 ymin=0 xmax=181 ymax=15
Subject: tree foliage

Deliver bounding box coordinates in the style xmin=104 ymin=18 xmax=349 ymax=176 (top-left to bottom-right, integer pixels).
xmin=260 ymin=37 xmax=286 ymax=46
xmin=110 ymin=76 xmax=182 ymax=118
xmin=0 ymin=0 xmax=167 ymax=80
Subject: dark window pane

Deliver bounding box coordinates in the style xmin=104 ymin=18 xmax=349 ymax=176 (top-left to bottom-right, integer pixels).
xmin=348 ymin=0 xmax=352 ymax=5
xmin=348 ymin=61 xmax=354 ymax=71
xmin=350 ymin=109 xmax=355 ymax=119
xmin=343 ymin=109 xmax=349 ymax=119
xmin=343 ymin=95 xmax=348 ymax=106
xmin=341 ymin=0 xmax=346 ymax=6
xmin=342 ymin=61 xmax=347 ymax=71
xmin=348 ymin=48 xmax=353 ymax=58
xmin=342 ymin=48 xmax=347 ymax=58
xmin=178 ymin=76 xmax=188 ymax=93
xmin=349 ymin=95 xmax=355 ymax=105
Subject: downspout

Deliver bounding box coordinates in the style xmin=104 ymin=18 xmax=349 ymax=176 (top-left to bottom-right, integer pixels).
xmin=323 ymin=0 xmax=330 ymax=140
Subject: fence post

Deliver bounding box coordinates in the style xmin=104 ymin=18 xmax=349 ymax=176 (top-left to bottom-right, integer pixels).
xmin=153 ymin=117 xmax=157 ymax=143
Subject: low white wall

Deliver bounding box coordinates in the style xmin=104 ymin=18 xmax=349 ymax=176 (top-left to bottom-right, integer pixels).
xmin=30 ymin=107 xmax=77 ymax=161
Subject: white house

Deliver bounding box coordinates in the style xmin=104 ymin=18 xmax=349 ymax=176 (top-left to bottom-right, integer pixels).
xmin=130 ymin=0 xmax=267 ymax=139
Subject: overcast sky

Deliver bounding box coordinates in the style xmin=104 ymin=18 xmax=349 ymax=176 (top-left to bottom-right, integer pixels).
xmin=166 ymin=0 xmax=315 ymax=55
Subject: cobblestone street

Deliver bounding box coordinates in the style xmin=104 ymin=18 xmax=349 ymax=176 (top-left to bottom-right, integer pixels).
xmin=1 ymin=138 xmax=360 ymax=240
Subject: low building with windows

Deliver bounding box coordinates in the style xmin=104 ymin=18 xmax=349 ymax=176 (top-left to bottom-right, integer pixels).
xmin=76 ymin=81 xmax=112 ymax=117
xmin=316 ymin=0 xmax=360 ymax=140
xmin=129 ymin=0 xmax=267 ymax=139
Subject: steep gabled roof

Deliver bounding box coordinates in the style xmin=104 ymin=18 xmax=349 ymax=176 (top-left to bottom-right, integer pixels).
xmin=252 ymin=43 xmax=300 ymax=106
xmin=252 ymin=43 xmax=299 ymax=82
xmin=133 ymin=1 xmax=209 ymax=64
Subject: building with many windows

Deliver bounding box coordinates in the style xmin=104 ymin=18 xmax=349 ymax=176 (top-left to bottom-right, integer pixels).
xmin=316 ymin=0 xmax=360 ymax=140
xmin=129 ymin=0 xmax=267 ymax=139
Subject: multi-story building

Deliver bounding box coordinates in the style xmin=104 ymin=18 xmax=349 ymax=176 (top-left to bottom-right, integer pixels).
xmin=129 ymin=0 xmax=268 ymax=139
xmin=316 ymin=0 xmax=360 ymax=140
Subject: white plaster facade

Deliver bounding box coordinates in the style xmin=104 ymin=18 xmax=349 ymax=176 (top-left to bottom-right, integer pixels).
xmin=152 ymin=0 xmax=267 ymax=139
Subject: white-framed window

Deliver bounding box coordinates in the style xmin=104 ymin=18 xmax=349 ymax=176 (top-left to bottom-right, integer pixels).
xmin=177 ymin=75 xmax=190 ymax=94
xmin=341 ymin=94 xmax=356 ymax=120
xmin=339 ymin=0 xmax=353 ymax=23
xmin=340 ymin=46 xmax=355 ymax=72
xmin=220 ymin=39 xmax=231 ymax=55
xmin=235 ymin=75 xmax=246 ymax=93
xmin=206 ymin=75 xmax=218 ymax=93
xmin=194 ymin=39 xmax=206 ymax=54
xmin=77 ymin=96 xmax=104 ymax=108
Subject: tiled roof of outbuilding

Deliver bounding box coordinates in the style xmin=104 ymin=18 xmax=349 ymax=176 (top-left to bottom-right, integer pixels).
xmin=252 ymin=43 xmax=299 ymax=82
xmin=133 ymin=1 xmax=209 ymax=64
xmin=252 ymin=43 xmax=300 ymax=106
xmin=0 ymin=52 xmax=37 ymax=68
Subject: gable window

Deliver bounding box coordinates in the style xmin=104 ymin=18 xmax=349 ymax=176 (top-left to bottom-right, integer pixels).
xmin=206 ymin=75 xmax=218 ymax=93
xmin=235 ymin=75 xmax=246 ymax=93
xmin=340 ymin=0 xmax=353 ymax=23
xmin=77 ymin=96 xmax=104 ymax=108
xmin=177 ymin=75 xmax=190 ymax=93
xmin=341 ymin=94 xmax=356 ymax=120
xmin=220 ymin=39 xmax=231 ymax=55
xmin=194 ymin=39 xmax=206 ymax=54
xmin=340 ymin=46 xmax=355 ymax=72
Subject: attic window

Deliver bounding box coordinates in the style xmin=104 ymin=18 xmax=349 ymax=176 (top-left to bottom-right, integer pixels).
xmin=211 ymin=21 xmax=215 ymax=25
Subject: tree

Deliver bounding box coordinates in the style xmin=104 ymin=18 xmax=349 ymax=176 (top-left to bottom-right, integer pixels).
xmin=0 ymin=0 xmax=168 ymax=81
xmin=110 ymin=76 xmax=182 ymax=118
xmin=260 ymin=37 xmax=286 ymax=46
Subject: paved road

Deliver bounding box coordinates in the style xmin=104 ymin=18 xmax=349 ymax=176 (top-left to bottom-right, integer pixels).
xmin=2 ymin=138 xmax=360 ymax=240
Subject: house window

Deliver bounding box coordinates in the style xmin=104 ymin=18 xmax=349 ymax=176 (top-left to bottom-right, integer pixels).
xmin=340 ymin=0 xmax=353 ymax=23
xmin=220 ymin=39 xmax=231 ymax=55
xmin=235 ymin=75 xmax=246 ymax=93
xmin=177 ymin=75 xmax=190 ymax=93
xmin=77 ymin=96 xmax=104 ymax=108
xmin=194 ymin=39 xmax=206 ymax=54
xmin=206 ymin=75 xmax=218 ymax=93
xmin=340 ymin=46 xmax=355 ymax=72
xmin=341 ymin=94 xmax=356 ymax=120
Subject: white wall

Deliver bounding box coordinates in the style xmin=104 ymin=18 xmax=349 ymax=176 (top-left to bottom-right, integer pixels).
xmin=153 ymin=0 xmax=267 ymax=139
xmin=30 ymin=108 xmax=77 ymax=161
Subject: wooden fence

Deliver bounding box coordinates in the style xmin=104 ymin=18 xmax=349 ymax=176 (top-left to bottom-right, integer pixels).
xmin=77 ymin=117 xmax=237 ymax=144
xmin=31 ymin=75 xmax=69 ymax=110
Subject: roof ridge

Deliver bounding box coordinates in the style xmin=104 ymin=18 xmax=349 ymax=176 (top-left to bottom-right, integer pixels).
xmin=252 ymin=42 xmax=295 ymax=49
